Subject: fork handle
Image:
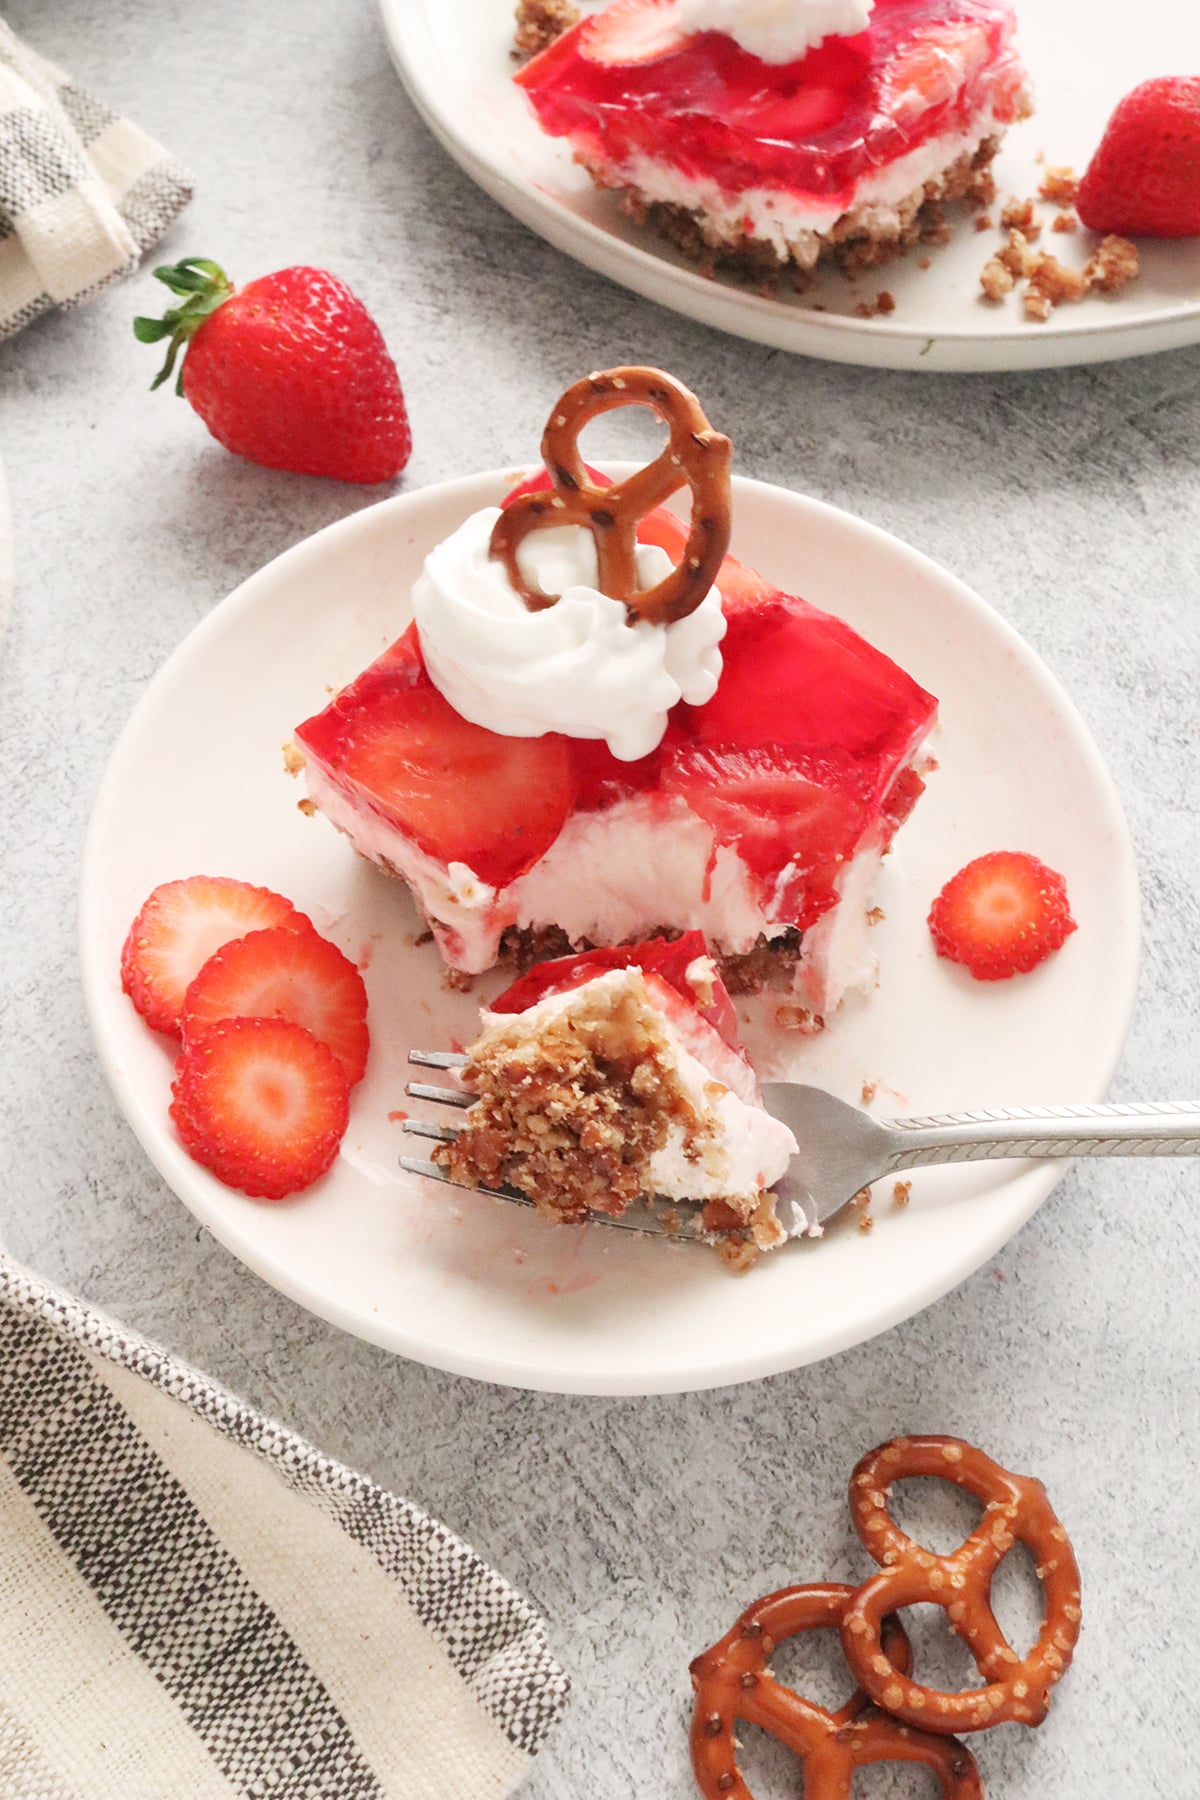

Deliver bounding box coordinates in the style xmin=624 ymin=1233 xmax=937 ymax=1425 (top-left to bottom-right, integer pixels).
xmin=882 ymin=1102 xmax=1200 ymax=1171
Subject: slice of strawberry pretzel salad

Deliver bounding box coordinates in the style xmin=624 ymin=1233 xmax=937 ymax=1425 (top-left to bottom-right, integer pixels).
xmin=292 ymin=365 xmax=938 ymax=1033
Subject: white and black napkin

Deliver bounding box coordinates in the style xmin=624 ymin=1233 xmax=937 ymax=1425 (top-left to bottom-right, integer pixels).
xmin=0 ymin=20 xmax=192 ymax=339
xmin=0 ymin=1252 xmax=570 ymax=1799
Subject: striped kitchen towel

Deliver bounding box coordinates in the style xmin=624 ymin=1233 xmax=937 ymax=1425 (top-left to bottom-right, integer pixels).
xmin=0 ymin=21 xmax=192 ymax=340
xmin=0 ymin=1251 xmax=569 ymax=1800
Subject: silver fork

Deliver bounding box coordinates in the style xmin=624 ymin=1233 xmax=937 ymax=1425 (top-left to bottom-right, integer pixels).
xmin=400 ymin=1051 xmax=1200 ymax=1240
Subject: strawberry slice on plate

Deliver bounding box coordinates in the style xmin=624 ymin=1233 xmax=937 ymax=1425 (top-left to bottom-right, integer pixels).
xmin=122 ymin=876 xmax=305 ymax=1036
xmin=171 ymin=1016 xmax=350 ymax=1200
xmin=181 ymin=924 xmax=369 ymax=1085
xmin=928 ymin=851 xmax=1077 ymax=981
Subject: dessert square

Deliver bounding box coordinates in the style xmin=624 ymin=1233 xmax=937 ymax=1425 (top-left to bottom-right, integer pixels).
xmin=515 ymin=0 xmax=1031 ymax=280
xmin=294 ymin=367 xmax=936 ymax=1028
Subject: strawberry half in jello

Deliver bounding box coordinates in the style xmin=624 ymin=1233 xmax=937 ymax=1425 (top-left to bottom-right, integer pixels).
xmin=516 ymin=0 xmax=1029 ymax=275
xmin=294 ymin=367 xmax=936 ymax=1027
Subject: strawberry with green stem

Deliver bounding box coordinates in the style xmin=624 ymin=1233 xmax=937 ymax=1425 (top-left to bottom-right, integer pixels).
xmin=135 ymin=256 xmax=411 ymax=484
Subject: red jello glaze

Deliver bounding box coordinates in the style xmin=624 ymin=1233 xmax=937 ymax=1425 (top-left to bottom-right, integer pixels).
xmin=518 ymin=0 xmax=1026 ymax=204
xmin=296 ymin=485 xmax=935 ymax=923
xmin=491 ymin=928 xmax=742 ymax=1046
xmin=295 ymin=625 xmax=578 ymax=890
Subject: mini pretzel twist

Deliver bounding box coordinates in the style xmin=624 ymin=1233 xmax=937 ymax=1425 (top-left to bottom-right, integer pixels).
xmin=689 ymin=1584 xmax=984 ymax=1800
xmin=840 ymin=1436 xmax=1083 ymax=1735
xmin=488 ymin=366 xmax=732 ymax=625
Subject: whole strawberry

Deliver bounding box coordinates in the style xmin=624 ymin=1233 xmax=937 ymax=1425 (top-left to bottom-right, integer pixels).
xmin=135 ymin=258 xmax=411 ymax=483
xmin=1077 ymin=77 xmax=1200 ymax=238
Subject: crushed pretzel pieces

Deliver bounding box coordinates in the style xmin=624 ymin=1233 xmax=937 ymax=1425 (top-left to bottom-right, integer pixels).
xmin=980 ymin=195 xmax=1140 ymax=321
xmin=892 ymin=1180 xmax=912 ymax=1209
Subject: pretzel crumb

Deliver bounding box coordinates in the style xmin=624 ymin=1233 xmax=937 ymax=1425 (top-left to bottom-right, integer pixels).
xmin=1039 ymin=165 xmax=1078 ymax=204
xmin=858 ymin=1211 xmax=875 ymax=1233
xmin=1051 ymin=211 xmax=1078 ymax=233
xmin=998 ymin=228 xmax=1038 ymax=279
xmin=512 ymin=0 xmax=580 ymax=60
xmin=444 ymin=968 xmax=476 ymax=993
xmin=975 ymin=212 xmax=994 ymax=231
xmin=980 ymin=256 xmax=1014 ymax=301
xmin=866 ymin=906 xmax=885 ymax=925
xmin=296 ymin=796 xmax=317 ymax=818
xmin=893 ymin=1179 xmax=912 ymax=1208
xmin=1083 ymin=234 xmax=1141 ymax=294
xmin=1000 ymin=196 xmax=1041 ymax=238
xmin=281 ymin=740 xmax=304 ymax=776
xmin=854 ymin=291 xmax=896 ymax=319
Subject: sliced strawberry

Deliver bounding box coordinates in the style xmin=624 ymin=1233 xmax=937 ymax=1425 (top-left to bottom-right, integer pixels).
xmin=121 ymin=877 xmax=306 ymax=1036
xmin=316 ymin=685 xmax=575 ymax=889
xmin=680 ymin=589 xmax=936 ymax=777
xmin=660 ymin=743 xmax=873 ymax=928
xmin=491 ymin=928 xmax=742 ymax=1046
xmin=181 ymin=925 xmax=369 ymax=1085
xmin=928 ymin=851 xmax=1077 ymax=981
xmin=170 ymin=1017 xmax=349 ymax=1200
xmin=883 ymin=21 xmax=991 ymax=117
xmin=579 ymin=0 xmax=690 ymax=66
xmin=1077 ymin=77 xmax=1200 ymax=239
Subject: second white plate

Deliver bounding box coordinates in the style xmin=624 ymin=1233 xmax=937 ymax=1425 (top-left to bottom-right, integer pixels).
xmin=80 ymin=469 xmax=1139 ymax=1393
xmin=380 ymin=0 xmax=1200 ymax=371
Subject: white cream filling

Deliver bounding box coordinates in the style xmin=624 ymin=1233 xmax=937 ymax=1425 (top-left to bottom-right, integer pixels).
xmin=303 ymin=762 xmax=916 ymax=1018
xmin=479 ymin=969 xmax=797 ymax=1201
xmin=677 ymin=0 xmax=874 ymax=63
xmin=590 ymin=114 xmax=1006 ymax=261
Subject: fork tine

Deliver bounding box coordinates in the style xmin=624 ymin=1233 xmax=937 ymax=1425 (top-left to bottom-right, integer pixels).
xmin=399 ymin=1151 xmax=708 ymax=1242
xmin=408 ymin=1050 xmax=469 ymax=1070
xmin=405 ymin=1081 xmax=474 ymax=1109
xmin=401 ymin=1119 xmax=460 ymax=1144
xmin=399 ymin=1156 xmax=535 ymax=1208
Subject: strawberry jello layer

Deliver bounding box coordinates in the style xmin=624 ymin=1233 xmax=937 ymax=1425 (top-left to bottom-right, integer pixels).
xmin=517 ymin=0 xmax=1030 ymax=271
xmin=294 ymin=495 xmax=936 ymax=1024
xmin=437 ymin=932 xmax=798 ymax=1254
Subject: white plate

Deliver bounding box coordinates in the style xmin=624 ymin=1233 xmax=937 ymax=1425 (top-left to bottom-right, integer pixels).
xmin=379 ymin=0 xmax=1200 ymax=371
xmin=80 ymin=469 xmax=1139 ymax=1394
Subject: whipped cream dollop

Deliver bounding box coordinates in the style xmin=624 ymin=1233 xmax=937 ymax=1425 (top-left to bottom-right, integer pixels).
xmin=412 ymin=507 xmax=726 ymax=763
xmin=677 ymin=0 xmax=874 ymax=61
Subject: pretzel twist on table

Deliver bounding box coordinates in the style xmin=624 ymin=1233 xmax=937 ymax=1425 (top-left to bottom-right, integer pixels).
xmin=689 ymin=1584 xmax=984 ymax=1800
xmin=839 ymin=1436 xmax=1082 ymax=1734
xmin=488 ymin=366 xmax=732 ymax=624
